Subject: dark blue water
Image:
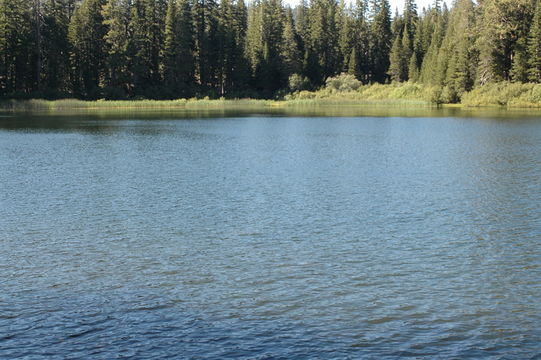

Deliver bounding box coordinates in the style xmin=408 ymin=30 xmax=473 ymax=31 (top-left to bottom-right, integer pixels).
xmin=1 ymin=114 xmax=541 ymax=359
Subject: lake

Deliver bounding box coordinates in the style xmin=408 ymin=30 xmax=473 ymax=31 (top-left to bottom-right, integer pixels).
xmin=1 ymin=109 xmax=540 ymax=359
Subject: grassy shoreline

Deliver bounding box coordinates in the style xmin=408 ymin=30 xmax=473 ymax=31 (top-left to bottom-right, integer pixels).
xmin=2 ymin=82 xmax=541 ymax=112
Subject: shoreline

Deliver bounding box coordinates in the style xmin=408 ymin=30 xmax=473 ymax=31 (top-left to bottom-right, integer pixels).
xmin=3 ymin=82 xmax=541 ymax=112
xmin=0 ymin=98 xmax=527 ymax=111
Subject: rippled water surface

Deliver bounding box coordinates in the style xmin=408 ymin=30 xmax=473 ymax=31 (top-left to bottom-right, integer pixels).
xmin=1 ymin=112 xmax=541 ymax=359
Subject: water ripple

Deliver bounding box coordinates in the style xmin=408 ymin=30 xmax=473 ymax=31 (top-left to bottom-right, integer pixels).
xmin=1 ymin=115 xmax=540 ymax=358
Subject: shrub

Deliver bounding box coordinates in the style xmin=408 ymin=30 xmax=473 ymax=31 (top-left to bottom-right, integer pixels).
xmin=325 ymin=73 xmax=362 ymax=92
xmin=461 ymin=82 xmax=539 ymax=107
xmin=288 ymin=74 xmax=312 ymax=92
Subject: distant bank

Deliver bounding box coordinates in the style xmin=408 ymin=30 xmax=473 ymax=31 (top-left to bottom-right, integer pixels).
xmin=2 ymin=82 xmax=541 ymax=111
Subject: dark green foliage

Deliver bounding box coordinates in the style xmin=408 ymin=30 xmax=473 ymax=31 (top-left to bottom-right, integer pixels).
xmin=282 ymin=8 xmax=302 ymax=77
xmin=163 ymin=0 xmax=195 ymax=97
xmin=388 ymin=33 xmax=404 ymax=82
xmin=511 ymin=37 xmax=530 ymax=83
xmin=419 ymin=4 xmax=447 ymax=85
xmin=68 ymin=0 xmax=107 ymax=98
xmin=305 ymin=0 xmax=340 ymax=85
xmin=369 ymin=0 xmax=392 ymax=83
xmin=477 ymin=0 xmax=534 ymax=84
xmin=129 ymin=0 xmax=167 ymax=97
xmin=245 ymin=0 xmax=286 ymax=95
xmin=0 ymin=0 xmax=33 ymax=96
xmin=529 ymin=0 xmax=541 ymax=82
xmin=438 ymin=0 xmax=476 ymax=99
xmin=408 ymin=52 xmax=419 ymax=82
xmin=288 ymin=73 xmax=311 ymax=92
xmin=2 ymin=0 xmax=541 ymax=100
xmin=102 ymin=0 xmax=132 ymax=98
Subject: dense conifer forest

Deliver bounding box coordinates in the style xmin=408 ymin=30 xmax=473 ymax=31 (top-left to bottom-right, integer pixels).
xmin=1 ymin=0 xmax=541 ymax=102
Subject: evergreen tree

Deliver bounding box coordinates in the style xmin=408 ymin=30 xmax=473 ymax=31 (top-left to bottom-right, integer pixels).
xmin=230 ymin=0 xmax=250 ymax=93
xmin=102 ymin=0 xmax=132 ymax=97
xmin=352 ymin=0 xmax=370 ymax=82
xmin=370 ymin=0 xmax=391 ymax=83
xmin=41 ymin=0 xmax=72 ymax=95
xmin=337 ymin=0 xmax=352 ymax=72
xmin=216 ymin=0 xmax=248 ymax=95
xmin=402 ymin=0 xmax=417 ymax=44
xmin=388 ymin=33 xmax=403 ymax=82
xmin=511 ymin=37 xmax=529 ymax=83
xmin=0 ymin=0 xmax=33 ymax=96
xmin=1 ymin=0 xmax=540 ymax=100
xmin=408 ymin=52 xmax=419 ymax=81
xmin=477 ymin=0 xmax=534 ymax=84
xmin=438 ymin=0 xmax=476 ymax=98
xmin=246 ymin=0 xmax=287 ymax=94
xmin=294 ymin=0 xmax=309 ymax=66
xmin=162 ymin=0 xmax=195 ymax=97
xmin=348 ymin=46 xmax=359 ymax=77
xmin=246 ymin=0 xmax=263 ymax=78
xmin=419 ymin=4 xmax=447 ymax=85
xmin=129 ymin=0 xmax=167 ymax=97
xmin=68 ymin=0 xmax=107 ymax=98
xmin=528 ymin=0 xmax=541 ymax=82
xmin=306 ymin=0 xmax=339 ymax=84
xmin=259 ymin=0 xmax=286 ymax=93
xmin=282 ymin=7 xmax=302 ymax=77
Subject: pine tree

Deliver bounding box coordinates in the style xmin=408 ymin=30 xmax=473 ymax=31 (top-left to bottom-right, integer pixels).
xmin=353 ymin=0 xmax=370 ymax=82
xmin=164 ymin=0 xmax=179 ymax=94
xmin=68 ymin=0 xmax=107 ymax=98
xmin=40 ymin=0 xmax=72 ymax=95
xmin=306 ymin=0 xmax=340 ymax=84
xmin=294 ymin=0 xmax=309 ymax=55
xmin=192 ymin=0 xmax=220 ymax=94
xmin=258 ymin=0 xmax=286 ymax=93
xmin=528 ymin=0 xmax=541 ymax=82
xmin=0 ymin=0 xmax=33 ymax=96
xmin=401 ymin=26 xmax=413 ymax=80
xmin=419 ymin=5 xmax=446 ymax=85
xmin=246 ymin=0 xmax=264 ymax=78
xmin=348 ymin=46 xmax=359 ymax=77
xmin=337 ymin=0 xmax=352 ymax=72
xmin=408 ymin=52 xmax=419 ymax=81
xmin=370 ymin=0 xmax=391 ymax=83
xmin=102 ymin=0 xmax=132 ymax=97
xmin=388 ymin=33 xmax=403 ymax=82
xmin=403 ymin=0 xmax=417 ymax=44
xmin=163 ymin=0 xmax=194 ymax=97
xmin=230 ymin=0 xmax=250 ymax=93
xmin=128 ymin=0 xmax=167 ymax=97
xmin=511 ymin=37 xmax=529 ymax=83
xmin=428 ymin=0 xmax=476 ymax=99
xmin=282 ymin=7 xmax=302 ymax=77
xmin=477 ymin=0 xmax=534 ymax=84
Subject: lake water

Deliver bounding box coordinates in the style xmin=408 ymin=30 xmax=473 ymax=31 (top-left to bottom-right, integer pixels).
xmin=1 ymin=109 xmax=541 ymax=359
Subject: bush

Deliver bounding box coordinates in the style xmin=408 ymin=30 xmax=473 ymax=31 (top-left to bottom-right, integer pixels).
xmin=427 ymin=86 xmax=443 ymax=105
xmin=441 ymin=86 xmax=459 ymax=104
xmin=461 ymin=82 xmax=540 ymax=107
xmin=325 ymin=73 xmax=362 ymax=92
xmin=288 ymin=74 xmax=312 ymax=92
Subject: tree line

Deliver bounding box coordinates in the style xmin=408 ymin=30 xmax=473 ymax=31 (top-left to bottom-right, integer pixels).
xmin=1 ymin=0 xmax=541 ymax=101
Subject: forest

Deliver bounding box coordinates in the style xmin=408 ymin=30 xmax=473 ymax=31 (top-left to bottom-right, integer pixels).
xmin=1 ymin=0 xmax=541 ymax=103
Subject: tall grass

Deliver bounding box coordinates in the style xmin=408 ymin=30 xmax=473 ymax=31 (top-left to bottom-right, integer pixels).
xmin=3 ymin=82 xmax=541 ymax=111
xmin=0 ymin=98 xmax=277 ymax=111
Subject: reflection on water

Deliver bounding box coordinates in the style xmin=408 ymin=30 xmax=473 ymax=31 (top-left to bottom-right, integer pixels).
xmin=1 ymin=110 xmax=540 ymax=359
